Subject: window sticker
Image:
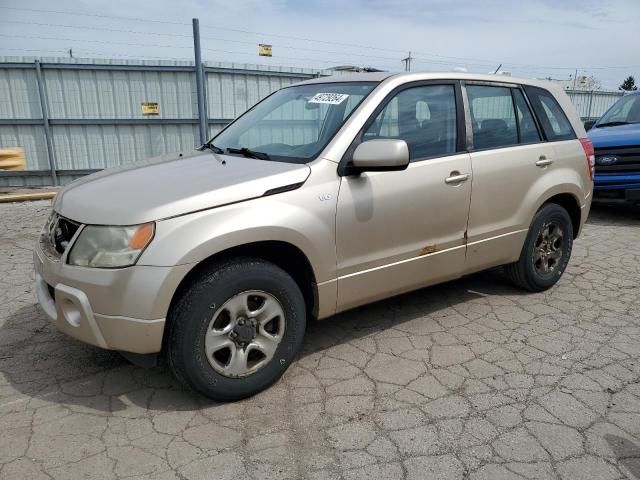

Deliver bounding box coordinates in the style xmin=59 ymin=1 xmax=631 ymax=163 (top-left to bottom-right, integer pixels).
xmin=308 ymin=93 xmax=350 ymax=105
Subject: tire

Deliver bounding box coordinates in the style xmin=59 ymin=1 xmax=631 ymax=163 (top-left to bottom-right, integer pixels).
xmin=167 ymin=258 xmax=306 ymax=401
xmin=505 ymin=203 xmax=573 ymax=292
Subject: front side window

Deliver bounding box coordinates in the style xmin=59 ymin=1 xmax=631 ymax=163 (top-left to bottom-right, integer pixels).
xmin=363 ymin=84 xmax=458 ymax=161
xmin=597 ymin=94 xmax=640 ymax=126
xmin=467 ymin=85 xmax=518 ymax=149
xmin=525 ymin=86 xmax=576 ymax=141
xmin=212 ymin=82 xmax=377 ymax=163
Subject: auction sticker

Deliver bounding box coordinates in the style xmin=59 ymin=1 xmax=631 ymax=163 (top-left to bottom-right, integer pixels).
xmin=308 ymin=93 xmax=349 ymax=105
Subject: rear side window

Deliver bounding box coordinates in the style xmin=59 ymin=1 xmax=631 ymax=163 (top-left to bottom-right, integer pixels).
xmin=524 ymin=86 xmax=576 ymax=141
xmin=512 ymin=89 xmax=541 ymax=144
xmin=467 ymin=85 xmax=517 ymax=149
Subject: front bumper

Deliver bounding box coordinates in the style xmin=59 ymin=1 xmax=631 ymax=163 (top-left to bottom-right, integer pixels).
xmin=34 ymin=241 xmax=191 ymax=354
xmin=594 ymin=172 xmax=640 ymax=191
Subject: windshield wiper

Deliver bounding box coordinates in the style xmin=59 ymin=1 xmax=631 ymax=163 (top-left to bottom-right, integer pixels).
xmin=200 ymin=142 xmax=224 ymax=154
xmin=597 ymin=121 xmax=630 ymax=128
xmin=226 ymin=147 xmax=270 ymax=160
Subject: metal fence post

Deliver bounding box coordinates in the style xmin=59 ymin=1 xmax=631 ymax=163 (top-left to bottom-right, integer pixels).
xmin=34 ymin=60 xmax=58 ymax=186
xmin=192 ymin=18 xmax=208 ymax=145
xmin=586 ymin=91 xmax=594 ymax=120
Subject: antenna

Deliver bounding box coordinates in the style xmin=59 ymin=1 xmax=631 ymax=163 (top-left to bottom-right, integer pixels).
xmin=493 ymin=63 xmax=502 ymax=74
xmin=67 ymin=48 xmax=73 ymax=58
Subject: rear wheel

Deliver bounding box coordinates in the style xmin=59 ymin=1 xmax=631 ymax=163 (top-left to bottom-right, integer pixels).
xmin=167 ymin=258 xmax=306 ymax=401
xmin=505 ymin=203 xmax=573 ymax=292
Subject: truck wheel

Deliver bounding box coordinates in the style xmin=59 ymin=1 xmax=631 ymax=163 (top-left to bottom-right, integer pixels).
xmin=167 ymin=258 xmax=306 ymax=401
xmin=505 ymin=203 xmax=573 ymax=292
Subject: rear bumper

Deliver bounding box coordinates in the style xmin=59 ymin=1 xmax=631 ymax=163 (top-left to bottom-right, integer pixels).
xmin=578 ymin=191 xmax=592 ymax=237
xmin=34 ymin=243 xmax=191 ymax=354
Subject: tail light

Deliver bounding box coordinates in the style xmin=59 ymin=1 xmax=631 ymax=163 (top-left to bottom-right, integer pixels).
xmin=579 ymin=138 xmax=595 ymax=181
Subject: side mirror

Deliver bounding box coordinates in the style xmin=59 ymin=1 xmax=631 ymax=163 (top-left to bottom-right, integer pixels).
xmin=584 ymin=119 xmax=596 ymax=131
xmin=351 ymin=139 xmax=410 ymax=173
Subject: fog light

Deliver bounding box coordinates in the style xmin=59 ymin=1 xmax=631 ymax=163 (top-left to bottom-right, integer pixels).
xmin=60 ymin=298 xmax=81 ymax=327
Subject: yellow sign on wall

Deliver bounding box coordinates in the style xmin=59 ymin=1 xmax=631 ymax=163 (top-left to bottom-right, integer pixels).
xmin=0 ymin=147 xmax=26 ymax=171
xmin=258 ymin=44 xmax=273 ymax=57
xmin=141 ymin=102 xmax=159 ymax=115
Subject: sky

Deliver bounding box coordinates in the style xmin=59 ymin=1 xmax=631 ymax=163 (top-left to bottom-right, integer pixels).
xmin=0 ymin=0 xmax=639 ymax=89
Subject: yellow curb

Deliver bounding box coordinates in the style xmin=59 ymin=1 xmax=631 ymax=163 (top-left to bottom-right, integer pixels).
xmin=0 ymin=192 xmax=57 ymax=203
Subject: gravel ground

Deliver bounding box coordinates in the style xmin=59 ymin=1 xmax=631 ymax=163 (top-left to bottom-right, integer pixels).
xmin=1 ymin=199 xmax=639 ymax=480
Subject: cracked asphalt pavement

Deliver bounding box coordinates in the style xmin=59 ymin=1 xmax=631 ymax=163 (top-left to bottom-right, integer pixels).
xmin=1 ymin=200 xmax=640 ymax=479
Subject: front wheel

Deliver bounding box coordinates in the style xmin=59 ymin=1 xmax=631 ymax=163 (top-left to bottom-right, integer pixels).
xmin=505 ymin=203 xmax=573 ymax=292
xmin=167 ymin=258 xmax=306 ymax=401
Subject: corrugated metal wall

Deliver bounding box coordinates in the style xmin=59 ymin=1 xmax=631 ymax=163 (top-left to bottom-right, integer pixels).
xmin=566 ymin=90 xmax=624 ymax=120
xmin=0 ymin=67 xmax=41 ymax=117
xmin=52 ymin=124 xmax=200 ymax=169
xmin=0 ymin=56 xmax=628 ymax=187
xmin=0 ymin=57 xmax=327 ymax=186
xmin=0 ymin=125 xmax=49 ymax=170
xmin=0 ymin=64 xmax=49 ymax=172
xmin=45 ymin=69 xmax=197 ymax=119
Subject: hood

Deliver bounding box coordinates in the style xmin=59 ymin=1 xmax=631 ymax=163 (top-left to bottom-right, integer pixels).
xmin=54 ymin=150 xmax=311 ymax=225
xmin=588 ymin=122 xmax=640 ymax=149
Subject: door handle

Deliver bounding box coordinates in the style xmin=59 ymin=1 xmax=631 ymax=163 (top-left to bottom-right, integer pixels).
xmin=444 ymin=172 xmax=470 ymax=184
xmin=535 ymin=156 xmax=553 ymax=167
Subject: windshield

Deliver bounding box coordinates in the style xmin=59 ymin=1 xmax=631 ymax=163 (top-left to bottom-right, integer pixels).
xmin=210 ymin=82 xmax=377 ymax=163
xmin=598 ymin=94 xmax=640 ymax=126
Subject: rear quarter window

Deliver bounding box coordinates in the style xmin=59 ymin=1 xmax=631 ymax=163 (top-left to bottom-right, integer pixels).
xmin=524 ymin=86 xmax=576 ymax=141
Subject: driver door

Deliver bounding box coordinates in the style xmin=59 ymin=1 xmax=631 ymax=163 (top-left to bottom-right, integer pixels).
xmin=335 ymin=82 xmax=472 ymax=312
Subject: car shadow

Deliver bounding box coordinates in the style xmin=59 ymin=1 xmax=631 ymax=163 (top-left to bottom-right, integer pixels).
xmin=605 ymin=434 xmax=640 ymax=479
xmin=587 ymin=199 xmax=640 ymax=226
xmin=1 ymin=268 xmax=523 ymax=413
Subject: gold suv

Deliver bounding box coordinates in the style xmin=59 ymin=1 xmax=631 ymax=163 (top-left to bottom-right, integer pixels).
xmin=34 ymin=72 xmax=594 ymax=400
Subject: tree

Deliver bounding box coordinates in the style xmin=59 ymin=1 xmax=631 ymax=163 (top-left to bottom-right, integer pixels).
xmin=566 ymin=73 xmax=602 ymax=91
xmin=619 ymin=76 xmax=638 ymax=91
xmin=577 ymin=75 xmax=601 ymax=90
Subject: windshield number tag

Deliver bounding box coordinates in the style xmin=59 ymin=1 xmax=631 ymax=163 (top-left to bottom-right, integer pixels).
xmin=308 ymin=93 xmax=349 ymax=105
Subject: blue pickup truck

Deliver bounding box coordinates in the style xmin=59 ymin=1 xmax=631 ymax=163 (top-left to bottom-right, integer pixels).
xmin=587 ymin=91 xmax=640 ymax=203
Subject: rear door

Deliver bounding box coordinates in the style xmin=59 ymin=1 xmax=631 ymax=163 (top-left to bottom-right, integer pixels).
xmin=463 ymin=82 xmax=553 ymax=272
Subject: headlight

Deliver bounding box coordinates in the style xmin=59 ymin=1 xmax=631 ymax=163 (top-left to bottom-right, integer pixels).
xmin=68 ymin=223 xmax=155 ymax=268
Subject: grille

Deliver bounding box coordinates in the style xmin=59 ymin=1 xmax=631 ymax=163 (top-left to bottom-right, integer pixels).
xmin=40 ymin=213 xmax=81 ymax=259
xmin=594 ymin=146 xmax=640 ymax=173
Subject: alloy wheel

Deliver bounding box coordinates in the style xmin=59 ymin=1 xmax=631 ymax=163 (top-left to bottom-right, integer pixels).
xmin=204 ymin=290 xmax=285 ymax=378
xmin=533 ymin=222 xmax=564 ymax=277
